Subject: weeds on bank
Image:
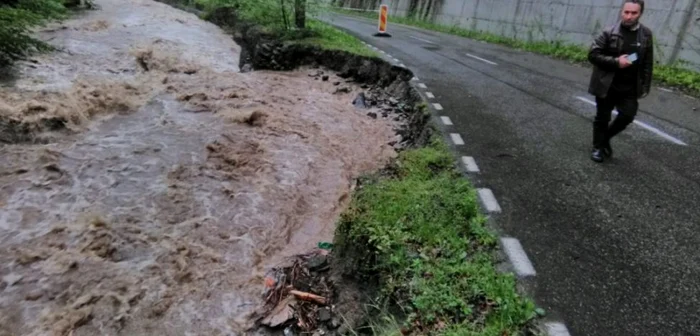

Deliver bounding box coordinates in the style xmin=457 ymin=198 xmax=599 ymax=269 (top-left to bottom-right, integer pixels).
xmin=336 ymin=138 xmax=538 ymax=335
xmin=297 ymin=20 xmax=379 ymax=57
xmin=333 ymin=8 xmax=700 ymax=95
xmin=193 ymin=0 xmax=376 ymax=57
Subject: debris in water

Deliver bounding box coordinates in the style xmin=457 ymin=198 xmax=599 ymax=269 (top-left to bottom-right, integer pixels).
xmin=261 ymin=296 xmax=296 ymax=327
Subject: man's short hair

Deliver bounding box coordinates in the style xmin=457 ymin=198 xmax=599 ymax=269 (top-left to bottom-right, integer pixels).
xmin=623 ymin=0 xmax=645 ymax=14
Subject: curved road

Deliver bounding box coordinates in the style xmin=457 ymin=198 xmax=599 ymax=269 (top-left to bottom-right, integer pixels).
xmin=325 ymin=13 xmax=700 ymax=336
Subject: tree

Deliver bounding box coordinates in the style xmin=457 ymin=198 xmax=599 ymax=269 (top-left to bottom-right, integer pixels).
xmin=294 ymin=0 xmax=305 ymax=28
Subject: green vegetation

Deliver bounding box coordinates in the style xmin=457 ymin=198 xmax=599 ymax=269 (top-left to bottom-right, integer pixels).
xmin=297 ymin=20 xmax=378 ymax=57
xmin=333 ymin=8 xmax=700 ymax=94
xmin=0 ymin=0 xmax=66 ymax=66
xmin=336 ymin=137 xmax=538 ymax=335
xmin=188 ymin=0 xmax=377 ymax=56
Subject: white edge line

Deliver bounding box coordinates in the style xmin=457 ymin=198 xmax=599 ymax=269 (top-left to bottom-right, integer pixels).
xmin=409 ymin=35 xmax=436 ymax=44
xmin=466 ymin=53 xmax=498 ymax=65
xmin=450 ymin=133 xmax=464 ymax=145
xmin=411 ymin=77 xmax=419 ymax=81
xmin=545 ymin=322 xmax=572 ymax=336
xmin=575 ymin=96 xmax=687 ymax=146
xmin=461 ymin=156 xmax=480 ymax=173
xmin=477 ymin=188 xmax=501 ymax=213
xmin=433 ymin=103 xmax=443 ymax=110
xmin=418 ymin=83 xmax=427 ymax=89
xmin=440 ymin=116 xmax=452 ymax=125
xmin=426 ymin=92 xmax=435 ymax=99
xmin=380 ymin=50 xmax=386 ymax=54
xmin=399 ymin=63 xmax=406 ymax=67
xmin=658 ymin=87 xmax=673 ymax=92
xmin=500 ymin=237 xmax=536 ymax=277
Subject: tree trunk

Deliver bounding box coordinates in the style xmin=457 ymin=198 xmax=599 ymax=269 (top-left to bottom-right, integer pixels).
xmin=294 ymin=0 xmax=306 ymax=29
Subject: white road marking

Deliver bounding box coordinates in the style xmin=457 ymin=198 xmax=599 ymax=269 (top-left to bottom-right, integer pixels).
xmin=392 ymin=58 xmax=400 ymax=63
xmin=417 ymin=83 xmax=427 ymax=89
xmin=440 ymin=116 xmax=453 ymax=125
xmin=545 ymin=322 xmax=572 ymax=336
xmin=477 ymin=188 xmax=502 ymax=213
xmin=466 ymin=53 xmax=498 ymax=65
xmin=450 ymin=133 xmax=464 ymax=145
xmin=412 ymin=76 xmax=419 ymax=81
xmin=659 ymin=87 xmax=673 ymax=92
xmin=433 ymin=103 xmax=444 ymax=110
xmin=501 ymin=237 xmax=536 ymax=277
xmin=399 ymin=63 xmax=406 ymax=67
xmin=426 ymin=92 xmax=435 ymax=99
xmin=409 ymin=35 xmax=436 ymax=44
xmin=575 ymin=96 xmax=688 ymax=146
xmin=461 ymin=156 xmax=480 ymax=172
xmin=380 ymin=50 xmax=386 ymax=54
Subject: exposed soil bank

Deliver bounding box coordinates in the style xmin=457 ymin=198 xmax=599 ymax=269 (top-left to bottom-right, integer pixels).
xmin=0 ymin=1 xmax=421 ymax=335
xmin=203 ymin=6 xmax=432 ymax=147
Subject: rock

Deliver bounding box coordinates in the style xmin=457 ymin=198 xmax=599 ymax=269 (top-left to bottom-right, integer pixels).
xmin=241 ymin=64 xmax=253 ymax=73
xmin=330 ymin=317 xmax=342 ymax=329
xmin=334 ymin=87 xmax=351 ymax=94
xmin=367 ymin=112 xmax=377 ymax=119
xmin=352 ymin=93 xmax=368 ymax=109
xmin=283 ymin=326 xmax=296 ymax=336
xmin=388 ymin=97 xmax=399 ymax=106
xmin=382 ymin=112 xmax=388 ymax=118
xmin=361 ymin=84 xmax=369 ymax=89
xmin=322 ymin=75 xmax=329 ymax=81
xmin=318 ymin=307 xmax=332 ymax=322
xmin=333 ymin=82 xmax=340 ymax=86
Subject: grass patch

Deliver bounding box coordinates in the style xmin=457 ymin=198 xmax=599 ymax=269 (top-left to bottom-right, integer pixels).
xmin=296 ymin=20 xmax=379 ymax=58
xmin=335 ymin=138 xmax=538 ymax=335
xmin=190 ymin=0 xmax=377 ymax=57
xmin=332 ymin=8 xmax=700 ymax=95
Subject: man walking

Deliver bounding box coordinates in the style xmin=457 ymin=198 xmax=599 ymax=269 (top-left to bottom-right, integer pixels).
xmin=587 ymin=0 xmax=653 ymax=162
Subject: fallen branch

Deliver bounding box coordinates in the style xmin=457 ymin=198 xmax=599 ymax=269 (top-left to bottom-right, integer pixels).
xmin=289 ymin=290 xmax=327 ymax=305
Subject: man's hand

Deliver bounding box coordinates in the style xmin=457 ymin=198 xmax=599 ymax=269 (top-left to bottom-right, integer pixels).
xmin=618 ymin=55 xmax=632 ymax=68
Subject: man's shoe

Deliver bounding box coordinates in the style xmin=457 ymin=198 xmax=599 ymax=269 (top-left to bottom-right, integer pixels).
xmin=591 ymin=149 xmax=604 ymax=163
xmin=603 ymin=142 xmax=613 ymax=158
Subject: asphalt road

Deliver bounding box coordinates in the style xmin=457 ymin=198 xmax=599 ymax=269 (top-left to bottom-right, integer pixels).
xmin=324 ymin=13 xmax=700 ymax=336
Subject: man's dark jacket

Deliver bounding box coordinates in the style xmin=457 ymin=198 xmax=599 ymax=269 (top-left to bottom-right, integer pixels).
xmin=588 ymin=21 xmax=654 ymax=98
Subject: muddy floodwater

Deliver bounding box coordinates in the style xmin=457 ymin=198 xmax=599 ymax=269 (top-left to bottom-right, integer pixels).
xmin=0 ymin=0 xmax=400 ymax=335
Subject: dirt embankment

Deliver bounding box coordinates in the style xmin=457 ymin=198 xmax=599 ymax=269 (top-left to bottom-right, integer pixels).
xmin=0 ymin=0 xmax=428 ymax=335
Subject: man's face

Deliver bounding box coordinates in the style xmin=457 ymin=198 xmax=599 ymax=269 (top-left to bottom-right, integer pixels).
xmin=621 ymin=2 xmax=642 ymax=27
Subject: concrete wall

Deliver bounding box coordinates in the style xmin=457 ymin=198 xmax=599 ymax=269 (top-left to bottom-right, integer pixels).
xmin=337 ymin=0 xmax=700 ymax=70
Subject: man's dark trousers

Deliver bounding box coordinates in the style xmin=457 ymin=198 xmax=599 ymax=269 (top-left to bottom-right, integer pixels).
xmin=593 ymin=88 xmax=638 ymax=149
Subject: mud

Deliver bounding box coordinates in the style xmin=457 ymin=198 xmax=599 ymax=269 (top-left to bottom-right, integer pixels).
xmin=0 ymin=0 xmax=409 ymax=335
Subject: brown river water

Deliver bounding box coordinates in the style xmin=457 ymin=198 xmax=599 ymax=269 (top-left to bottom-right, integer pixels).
xmin=0 ymin=1 xmax=399 ymax=335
